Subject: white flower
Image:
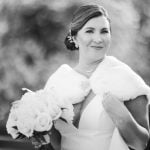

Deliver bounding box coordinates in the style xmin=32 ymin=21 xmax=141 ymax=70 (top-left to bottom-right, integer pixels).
xmin=31 ymin=89 xmax=62 ymax=120
xmin=7 ymin=127 xmax=19 ymax=139
xmin=6 ymin=113 xmax=19 ymax=139
xmin=7 ymin=87 xmax=74 ymax=140
xmin=42 ymin=88 xmax=74 ymax=123
xmin=17 ymin=120 xmax=34 ymax=137
xmin=45 ymin=87 xmax=70 ymax=108
xmin=6 ymin=102 xmax=20 ymax=138
xmin=9 ymin=109 xmax=18 ymax=123
xmin=47 ymin=101 xmax=62 ymax=120
xmin=34 ymin=113 xmax=53 ymax=132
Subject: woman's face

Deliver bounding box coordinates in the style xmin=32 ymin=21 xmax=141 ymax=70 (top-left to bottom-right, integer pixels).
xmin=75 ymin=16 xmax=111 ymax=62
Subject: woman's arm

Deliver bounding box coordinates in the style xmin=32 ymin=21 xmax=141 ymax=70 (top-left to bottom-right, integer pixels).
xmin=123 ymin=95 xmax=149 ymax=149
xmin=102 ymin=94 xmax=149 ymax=150
xmin=50 ymin=125 xmax=61 ymax=150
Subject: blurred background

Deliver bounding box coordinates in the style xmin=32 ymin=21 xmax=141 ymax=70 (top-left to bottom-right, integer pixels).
xmin=0 ymin=0 xmax=150 ymax=149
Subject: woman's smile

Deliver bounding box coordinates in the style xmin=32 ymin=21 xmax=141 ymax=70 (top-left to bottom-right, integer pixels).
xmin=90 ymin=45 xmax=104 ymax=50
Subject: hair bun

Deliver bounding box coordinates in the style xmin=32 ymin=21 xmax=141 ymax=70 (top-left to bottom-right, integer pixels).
xmin=64 ymin=33 xmax=78 ymax=51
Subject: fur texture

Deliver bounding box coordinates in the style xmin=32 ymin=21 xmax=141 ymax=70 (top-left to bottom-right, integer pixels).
xmin=45 ymin=56 xmax=150 ymax=104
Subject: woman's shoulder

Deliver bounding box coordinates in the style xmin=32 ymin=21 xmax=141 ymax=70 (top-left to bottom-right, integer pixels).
xmin=104 ymin=56 xmax=131 ymax=68
xmin=94 ymin=56 xmax=140 ymax=80
xmin=52 ymin=64 xmax=72 ymax=76
xmin=104 ymin=56 xmax=145 ymax=80
xmin=47 ymin=64 xmax=89 ymax=83
xmin=44 ymin=64 xmax=91 ymax=104
xmin=91 ymin=56 xmax=150 ymax=102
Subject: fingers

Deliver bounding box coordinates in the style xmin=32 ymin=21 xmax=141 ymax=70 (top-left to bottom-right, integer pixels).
xmin=103 ymin=92 xmax=120 ymax=102
xmin=102 ymin=92 xmax=111 ymax=104
xmin=103 ymin=92 xmax=110 ymax=98
xmin=103 ymin=92 xmax=114 ymax=99
xmin=43 ymin=134 xmax=50 ymax=143
xmin=31 ymin=134 xmax=51 ymax=148
xmin=31 ymin=137 xmax=42 ymax=148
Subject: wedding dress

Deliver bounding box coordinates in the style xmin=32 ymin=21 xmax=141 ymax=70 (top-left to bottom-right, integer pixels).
xmin=44 ymin=56 xmax=150 ymax=150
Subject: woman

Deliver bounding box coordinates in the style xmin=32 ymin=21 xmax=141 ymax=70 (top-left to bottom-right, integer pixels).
xmin=34 ymin=4 xmax=150 ymax=150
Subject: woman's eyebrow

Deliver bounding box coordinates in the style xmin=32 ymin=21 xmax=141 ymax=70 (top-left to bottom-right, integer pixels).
xmin=101 ymin=27 xmax=109 ymax=30
xmin=84 ymin=27 xmax=109 ymax=30
xmin=84 ymin=27 xmax=94 ymax=30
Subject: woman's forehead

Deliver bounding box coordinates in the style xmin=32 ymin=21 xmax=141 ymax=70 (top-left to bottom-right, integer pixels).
xmin=82 ymin=16 xmax=110 ymax=29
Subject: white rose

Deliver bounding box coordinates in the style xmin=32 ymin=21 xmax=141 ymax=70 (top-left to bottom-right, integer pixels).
xmin=33 ymin=89 xmax=62 ymax=120
xmin=17 ymin=106 xmax=33 ymax=122
xmin=6 ymin=105 xmax=20 ymax=137
xmin=54 ymin=96 xmax=70 ymax=109
xmin=48 ymin=102 xmax=62 ymax=120
xmin=7 ymin=101 xmax=20 ymax=125
xmin=44 ymin=88 xmax=69 ymax=108
xmin=17 ymin=120 xmax=34 ymax=137
xmin=18 ymin=103 xmax=36 ymax=120
xmin=7 ymin=127 xmax=19 ymax=139
xmin=10 ymin=112 xmax=18 ymax=122
xmin=8 ymin=108 xmax=18 ymax=125
xmin=34 ymin=113 xmax=53 ymax=132
xmin=16 ymin=108 xmax=35 ymax=137
xmin=18 ymin=95 xmax=48 ymax=120
xmin=6 ymin=114 xmax=19 ymax=139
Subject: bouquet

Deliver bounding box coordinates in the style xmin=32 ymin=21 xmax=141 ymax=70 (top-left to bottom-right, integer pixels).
xmin=6 ymin=88 xmax=74 ymax=149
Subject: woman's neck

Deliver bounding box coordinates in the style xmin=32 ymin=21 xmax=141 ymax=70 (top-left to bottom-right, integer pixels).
xmin=74 ymin=57 xmax=105 ymax=77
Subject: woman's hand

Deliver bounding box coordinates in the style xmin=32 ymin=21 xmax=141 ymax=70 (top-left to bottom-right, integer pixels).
xmin=102 ymin=92 xmax=130 ymax=125
xmin=31 ymin=133 xmax=51 ymax=149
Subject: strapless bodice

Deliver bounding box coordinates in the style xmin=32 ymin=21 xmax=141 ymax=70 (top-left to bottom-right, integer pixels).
xmin=55 ymin=95 xmax=115 ymax=150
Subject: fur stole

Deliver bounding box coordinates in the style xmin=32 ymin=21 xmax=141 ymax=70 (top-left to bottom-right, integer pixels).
xmin=90 ymin=56 xmax=150 ymax=102
xmin=44 ymin=64 xmax=91 ymax=104
xmin=44 ymin=56 xmax=150 ymax=104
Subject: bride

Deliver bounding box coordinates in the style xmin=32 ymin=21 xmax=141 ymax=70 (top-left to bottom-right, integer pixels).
xmin=33 ymin=4 xmax=150 ymax=150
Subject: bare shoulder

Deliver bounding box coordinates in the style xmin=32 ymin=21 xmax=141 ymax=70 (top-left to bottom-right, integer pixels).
xmin=124 ymin=95 xmax=149 ymax=130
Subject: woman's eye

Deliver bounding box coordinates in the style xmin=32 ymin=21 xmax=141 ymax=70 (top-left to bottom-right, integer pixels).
xmin=101 ymin=30 xmax=109 ymax=34
xmin=86 ymin=30 xmax=93 ymax=33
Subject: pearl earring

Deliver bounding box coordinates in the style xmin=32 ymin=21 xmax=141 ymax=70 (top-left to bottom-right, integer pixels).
xmin=75 ymin=42 xmax=79 ymax=49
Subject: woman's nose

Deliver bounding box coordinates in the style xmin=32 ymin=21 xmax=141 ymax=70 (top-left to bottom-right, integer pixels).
xmin=93 ymin=33 xmax=102 ymax=43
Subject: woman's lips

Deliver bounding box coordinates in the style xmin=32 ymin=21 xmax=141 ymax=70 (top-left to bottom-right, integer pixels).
xmin=91 ymin=46 xmax=103 ymax=49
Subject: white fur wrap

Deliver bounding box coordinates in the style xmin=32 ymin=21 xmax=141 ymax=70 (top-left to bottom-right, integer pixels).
xmin=45 ymin=56 xmax=150 ymax=104
xmin=44 ymin=64 xmax=91 ymax=104
xmin=90 ymin=56 xmax=150 ymax=102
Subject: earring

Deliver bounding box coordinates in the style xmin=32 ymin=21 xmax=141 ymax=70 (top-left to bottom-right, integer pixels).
xmin=71 ymin=36 xmax=79 ymax=49
xmin=75 ymin=42 xmax=79 ymax=49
